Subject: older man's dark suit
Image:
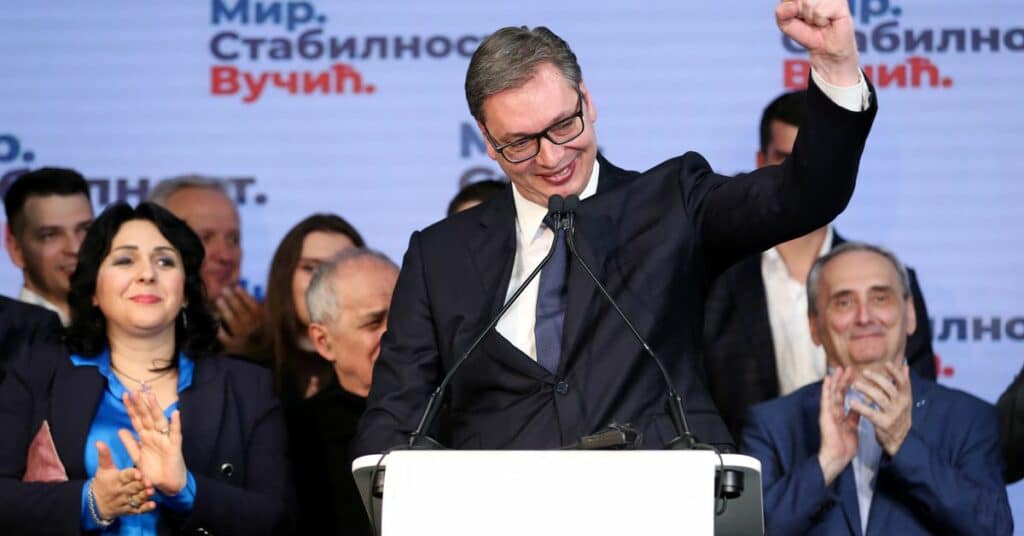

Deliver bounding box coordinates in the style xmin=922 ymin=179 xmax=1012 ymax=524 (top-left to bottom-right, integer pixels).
xmin=0 ymin=342 xmax=293 ymax=535
xmin=703 ymin=234 xmax=936 ymax=442
xmin=0 ymin=295 xmax=61 ymax=383
xmin=353 ymin=79 xmax=876 ymax=456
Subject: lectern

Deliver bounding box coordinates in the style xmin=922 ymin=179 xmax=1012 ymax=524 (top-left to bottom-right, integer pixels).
xmin=353 ymin=450 xmax=763 ymax=535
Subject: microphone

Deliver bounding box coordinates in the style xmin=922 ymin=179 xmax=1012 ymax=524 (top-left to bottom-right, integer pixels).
xmin=407 ymin=194 xmax=569 ymax=448
xmin=560 ymin=194 xmax=698 ymax=450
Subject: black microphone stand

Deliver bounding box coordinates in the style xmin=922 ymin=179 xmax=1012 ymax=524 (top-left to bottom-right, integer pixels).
xmin=560 ymin=196 xmax=697 ymax=450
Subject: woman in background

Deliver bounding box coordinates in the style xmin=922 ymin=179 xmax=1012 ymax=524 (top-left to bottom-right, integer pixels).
xmin=0 ymin=202 xmax=291 ymax=535
xmin=264 ymin=214 xmax=364 ymax=404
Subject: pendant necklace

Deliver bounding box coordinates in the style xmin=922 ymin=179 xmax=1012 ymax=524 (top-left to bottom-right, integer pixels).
xmin=111 ymin=362 xmax=173 ymax=393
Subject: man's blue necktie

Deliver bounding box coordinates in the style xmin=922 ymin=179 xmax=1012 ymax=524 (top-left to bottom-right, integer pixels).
xmin=535 ymin=217 xmax=568 ymax=374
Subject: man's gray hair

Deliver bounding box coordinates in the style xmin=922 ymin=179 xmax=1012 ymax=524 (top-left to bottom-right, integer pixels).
xmin=465 ymin=26 xmax=582 ymax=123
xmin=306 ymin=247 xmax=398 ymax=325
xmin=146 ymin=174 xmax=228 ymax=206
xmin=806 ymin=241 xmax=912 ymax=316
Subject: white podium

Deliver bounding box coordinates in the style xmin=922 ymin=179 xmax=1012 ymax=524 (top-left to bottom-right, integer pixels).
xmin=353 ymin=450 xmax=763 ymax=536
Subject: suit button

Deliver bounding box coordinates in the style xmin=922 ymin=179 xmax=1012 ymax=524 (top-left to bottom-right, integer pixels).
xmin=220 ymin=463 xmax=234 ymax=477
xmin=555 ymin=381 xmax=569 ymax=395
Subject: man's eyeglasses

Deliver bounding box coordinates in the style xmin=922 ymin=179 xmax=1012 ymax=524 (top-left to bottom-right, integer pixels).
xmin=483 ymin=93 xmax=586 ymax=164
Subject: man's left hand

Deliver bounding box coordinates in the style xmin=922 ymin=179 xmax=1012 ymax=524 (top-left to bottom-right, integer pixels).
xmin=776 ymin=0 xmax=861 ymax=86
xmin=849 ymin=362 xmax=913 ymax=456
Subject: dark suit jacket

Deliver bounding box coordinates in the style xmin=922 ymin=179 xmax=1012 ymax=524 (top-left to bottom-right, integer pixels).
xmin=353 ymin=78 xmax=877 ymax=456
xmin=0 ymin=341 xmax=293 ymax=535
xmin=703 ymin=233 xmax=936 ymax=442
xmin=742 ymin=373 xmax=1013 ymax=535
xmin=287 ymin=381 xmax=369 ymax=536
xmin=0 ymin=295 xmax=61 ymax=384
xmin=997 ymin=362 xmax=1024 ymax=483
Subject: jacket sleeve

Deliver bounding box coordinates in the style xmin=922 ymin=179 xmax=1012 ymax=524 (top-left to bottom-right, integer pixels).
xmin=0 ymin=346 xmax=85 ymax=535
xmin=881 ymin=401 xmax=1013 ymax=535
xmin=741 ymin=405 xmax=836 ymax=535
xmin=692 ymin=76 xmax=877 ymax=275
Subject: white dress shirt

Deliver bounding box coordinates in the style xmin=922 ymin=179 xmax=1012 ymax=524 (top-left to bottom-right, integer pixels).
xmin=496 ymin=70 xmax=869 ymax=361
xmin=18 ymin=286 xmax=69 ymax=326
xmin=496 ymin=162 xmax=600 ymax=360
xmin=761 ymin=226 xmax=834 ymax=395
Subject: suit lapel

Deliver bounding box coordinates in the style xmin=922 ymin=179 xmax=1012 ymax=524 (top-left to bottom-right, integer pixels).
xmin=464 ymin=190 xmax=550 ymax=377
xmin=178 ymin=358 xmax=227 ymax=474
xmin=558 ymin=155 xmax=631 ymax=370
xmin=561 ymin=207 xmax=615 ymax=370
xmin=49 ymin=363 xmax=105 ymax=479
xmin=836 ymin=465 xmax=863 ymax=536
xmin=469 ymin=189 xmax=517 ymax=317
xmin=594 ymin=153 xmax=638 ymax=194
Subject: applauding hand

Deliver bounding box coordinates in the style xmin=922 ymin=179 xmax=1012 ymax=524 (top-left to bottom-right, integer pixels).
xmin=90 ymin=440 xmax=156 ymax=519
xmin=817 ymin=366 xmax=859 ymax=485
xmin=849 ymin=362 xmax=913 ymax=456
xmin=118 ymin=391 xmax=188 ymax=496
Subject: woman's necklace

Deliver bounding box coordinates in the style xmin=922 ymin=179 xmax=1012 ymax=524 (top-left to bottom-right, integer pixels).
xmin=111 ymin=362 xmax=174 ymax=393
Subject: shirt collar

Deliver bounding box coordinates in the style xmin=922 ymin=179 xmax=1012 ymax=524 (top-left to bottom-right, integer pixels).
xmin=762 ymin=225 xmax=834 ymax=268
xmin=18 ymin=286 xmax=69 ymax=326
xmin=71 ymin=348 xmax=195 ymax=397
xmin=511 ymin=159 xmax=600 ymax=239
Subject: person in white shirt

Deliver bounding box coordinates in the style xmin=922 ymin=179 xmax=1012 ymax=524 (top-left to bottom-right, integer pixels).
xmin=3 ymin=167 xmax=93 ymax=325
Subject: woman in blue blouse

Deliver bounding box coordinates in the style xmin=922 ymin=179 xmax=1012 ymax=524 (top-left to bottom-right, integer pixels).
xmin=0 ymin=202 xmax=293 ymax=535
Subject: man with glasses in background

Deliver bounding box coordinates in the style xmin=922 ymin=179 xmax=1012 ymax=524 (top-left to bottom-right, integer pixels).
xmin=356 ymin=0 xmax=879 ymax=455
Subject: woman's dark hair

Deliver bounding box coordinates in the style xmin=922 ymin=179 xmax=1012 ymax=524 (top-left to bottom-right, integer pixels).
xmin=65 ymin=202 xmax=218 ymax=364
xmin=265 ymin=213 xmax=365 ymax=395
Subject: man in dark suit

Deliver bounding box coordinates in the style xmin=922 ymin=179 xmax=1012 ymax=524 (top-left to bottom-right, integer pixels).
xmin=742 ymin=243 xmax=1011 ymax=535
xmin=703 ymin=90 xmax=935 ymax=443
xmin=0 ymin=295 xmax=61 ymax=383
xmin=354 ymin=1 xmax=877 ymax=456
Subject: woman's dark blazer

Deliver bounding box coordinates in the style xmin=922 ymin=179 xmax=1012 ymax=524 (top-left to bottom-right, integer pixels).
xmin=0 ymin=340 xmax=294 ymax=535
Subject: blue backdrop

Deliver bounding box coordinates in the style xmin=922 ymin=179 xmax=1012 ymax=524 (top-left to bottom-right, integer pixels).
xmin=2 ymin=0 xmax=1022 ymax=528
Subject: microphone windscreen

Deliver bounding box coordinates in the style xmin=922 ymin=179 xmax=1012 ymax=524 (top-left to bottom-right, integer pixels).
xmin=564 ymin=194 xmax=580 ymax=212
xmin=547 ymin=194 xmax=565 ymax=214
